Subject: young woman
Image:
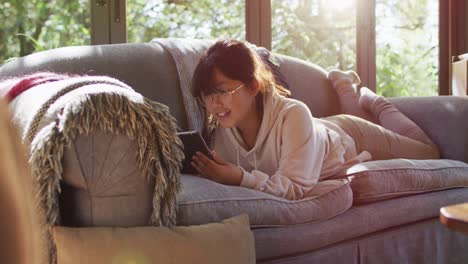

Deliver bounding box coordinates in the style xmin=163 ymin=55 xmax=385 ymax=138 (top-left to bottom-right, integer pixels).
xmin=190 ymin=39 xmax=439 ymax=200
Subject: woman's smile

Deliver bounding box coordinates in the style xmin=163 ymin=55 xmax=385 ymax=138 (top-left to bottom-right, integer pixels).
xmin=213 ymin=110 xmax=232 ymax=125
xmin=216 ymin=111 xmax=230 ymax=118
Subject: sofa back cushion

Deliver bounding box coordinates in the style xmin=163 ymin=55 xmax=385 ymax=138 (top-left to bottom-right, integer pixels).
xmin=276 ymin=54 xmax=341 ymax=117
xmin=0 ymin=43 xmax=190 ymax=130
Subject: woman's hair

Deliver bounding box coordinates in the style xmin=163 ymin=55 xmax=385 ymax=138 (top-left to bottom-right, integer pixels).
xmin=192 ymin=39 xmax=290 ymax=99
xmin=191 ymin=39 xmax=290 ymax=142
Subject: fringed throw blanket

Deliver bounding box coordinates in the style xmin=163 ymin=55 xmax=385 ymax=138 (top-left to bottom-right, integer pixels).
xmin=4 ymin=73 xmax=184 ymax=263
xmin=152 ymin=38 xmax=214 ymax=132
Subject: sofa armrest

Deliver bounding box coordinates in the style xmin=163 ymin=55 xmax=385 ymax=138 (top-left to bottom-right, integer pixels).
xmin=388 ymin=96 xmax=468 ymax=163
xmin=61 ymin=132 xmax=154 ymax=227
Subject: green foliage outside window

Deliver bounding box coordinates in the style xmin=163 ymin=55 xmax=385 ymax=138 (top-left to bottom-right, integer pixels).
xmin=271 ymin=0 xmax=356 ymax=72
xmin=0 ymin=0 xmax=438 ymax=97
xmin=375 ymin=0 xmax=439 ymax=96
xmin=271 ymin=0 xmax=438 ymax=96
xmin=127 ymin=0 xmax=244 ymax=42
xmin=0 ymin=0 xmax=90 ymax=64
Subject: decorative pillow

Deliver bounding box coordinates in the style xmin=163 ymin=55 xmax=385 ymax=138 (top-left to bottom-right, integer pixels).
xmin=345 ymin=159 xmax=468 ymax=204
xmin=0 ymin=99 xmax=47 ymax=264
xmin=177 ymin=175 xmax=352 ymax=227
xmin=52 ymin=214 xmax=255 ymax=264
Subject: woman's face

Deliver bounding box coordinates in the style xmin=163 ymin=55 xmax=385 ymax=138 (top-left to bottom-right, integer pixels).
xmin=203 ymin=68 xmax=258 ymax=128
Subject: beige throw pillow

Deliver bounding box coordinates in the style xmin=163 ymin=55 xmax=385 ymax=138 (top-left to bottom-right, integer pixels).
xmin=52 ymin=214 xmax=255 ymax=264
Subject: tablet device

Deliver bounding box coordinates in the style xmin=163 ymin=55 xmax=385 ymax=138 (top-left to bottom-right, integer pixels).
xmin=177 ymin=131 xmax=213 ymax=174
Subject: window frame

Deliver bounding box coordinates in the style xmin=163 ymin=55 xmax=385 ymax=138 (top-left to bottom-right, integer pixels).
xmin=356 ymin=0 xmax=376 ymax=92
xmin=246 ymin=0 xmax=271 ymax=50
xmin=90 ymin=0 xmax=126 ymax=44
xmin=91 ymin=0 xmax=464 ymax=96
xmin=440 ymin=0 xmax=467 ymax=95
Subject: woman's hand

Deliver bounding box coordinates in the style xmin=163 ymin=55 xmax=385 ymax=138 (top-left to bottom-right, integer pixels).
xmin=191 ymin=151 xmax=243 ymax=186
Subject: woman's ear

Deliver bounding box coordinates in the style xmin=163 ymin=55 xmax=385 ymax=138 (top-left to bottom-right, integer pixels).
xmin=248 ymin=79 xmax=261 ymax=96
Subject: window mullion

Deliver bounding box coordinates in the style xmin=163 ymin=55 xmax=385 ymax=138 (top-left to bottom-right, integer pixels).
xmin=356 ymin=0 xmax=376 ymax=91
xmin=246 ymin=0 xmax=271 ymax=49
xmin=90 ymin=0 xmax=126 ymax=44
xmin=259 ymin=0 xmax=271 ymax=50
xmin=110 ymin=0 xmax=127 ymax=43
xmin=90 ymin=0 xmax=111 ymax=44
xmin=246 ymin=0 xmax=260 ymax=46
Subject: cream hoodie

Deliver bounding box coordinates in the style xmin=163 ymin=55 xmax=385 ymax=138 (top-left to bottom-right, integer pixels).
xmin=212 ymin=89 xmax=371 ymax=200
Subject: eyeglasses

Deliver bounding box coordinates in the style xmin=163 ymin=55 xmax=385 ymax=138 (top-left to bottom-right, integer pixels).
xmin=198 ymin=83 xmax=245 ymax=107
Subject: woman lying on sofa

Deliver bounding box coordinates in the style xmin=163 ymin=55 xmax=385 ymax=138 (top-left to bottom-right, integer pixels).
xmin=190 ymin=39 xmax=440 ymax=200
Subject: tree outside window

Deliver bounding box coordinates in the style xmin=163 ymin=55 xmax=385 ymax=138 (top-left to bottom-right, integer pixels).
xmin=376 ymin=0 xmax=439 ymax=96
xmin=0 ymin=0 xmax=90 ymax=64
xmin=127 ymin=0 xmax=244 ymax=43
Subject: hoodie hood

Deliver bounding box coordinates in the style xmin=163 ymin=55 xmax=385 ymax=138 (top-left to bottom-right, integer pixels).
xmin=211 ymin=87 xmax=314 ymax=177
xmin=228 ymin=88 xmax=285 ymax=156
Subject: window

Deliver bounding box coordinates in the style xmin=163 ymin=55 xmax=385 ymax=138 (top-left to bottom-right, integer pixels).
xmin=0 ymin=0 xmax=459 ymax=96
xmin=271 ymin=0 xmax=439 ymax=96
xmin=127 ymin=0 xmax=245 ymax=43
xmin=375 ymin=0 xmax=439 ymax=96
xmin=271 ymin=0 xmax=357 ymax=71
xmin=0 ymin=0 xmax=90 ymax=64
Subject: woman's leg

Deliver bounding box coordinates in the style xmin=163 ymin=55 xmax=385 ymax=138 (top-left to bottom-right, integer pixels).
xmin=324 ymin=114 xmax=440 ymax=160
xmin=327 ymin=70 xmax=378 ymax=123
xmin=359 ymin=87 xmax=435 ymax=146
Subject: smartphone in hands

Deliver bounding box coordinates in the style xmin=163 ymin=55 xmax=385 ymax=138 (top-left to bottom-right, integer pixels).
xmin=177 ymin=131 xmax=213 ymax=174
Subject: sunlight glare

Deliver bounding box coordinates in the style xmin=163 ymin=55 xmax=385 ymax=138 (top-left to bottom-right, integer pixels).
xmin=326 ymin=0 xmax=355 ymax=11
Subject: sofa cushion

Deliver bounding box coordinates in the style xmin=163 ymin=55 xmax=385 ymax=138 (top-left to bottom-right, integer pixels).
xmin=177 ymin=175 xmax=352 ymax=227
xmin=345 ymin=159 xmax=468 ymax=204
xmin=52 ymin=214 xmax=255 ymax=264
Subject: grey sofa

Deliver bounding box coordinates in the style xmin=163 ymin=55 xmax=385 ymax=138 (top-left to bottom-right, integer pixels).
xmin=1 ymin=40 xmax=468 ymax=263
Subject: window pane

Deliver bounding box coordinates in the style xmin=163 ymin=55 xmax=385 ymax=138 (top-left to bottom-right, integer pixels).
xmin=127 ymin=0 xmax=245 ymax=43
xmin=0 ymin=0 xmax=90 ymax=64
xmin=272 ymin=0 xmax=357 ymax=71
xmin=376 ymin=0 xmax=439 ymax=96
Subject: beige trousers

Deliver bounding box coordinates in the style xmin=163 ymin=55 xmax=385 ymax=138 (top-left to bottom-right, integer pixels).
xmin=323 ymin=114 xmax=440 ymax=160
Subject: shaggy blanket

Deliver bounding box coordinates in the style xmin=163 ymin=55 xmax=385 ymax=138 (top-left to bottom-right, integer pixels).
xmin=5 ymin=72 xmax=68 ymax=103
xmin=4 ymin=73 xmax=184 ymax=263
xmin=152 ymin=38 xmax=214 ymax=132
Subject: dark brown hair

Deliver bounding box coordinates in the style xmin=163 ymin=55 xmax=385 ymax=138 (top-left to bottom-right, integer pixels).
xmin=192 ymin=39 xmax=289 ymax=98
xmin=191 ymin=39 xmax=290 ymax=142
